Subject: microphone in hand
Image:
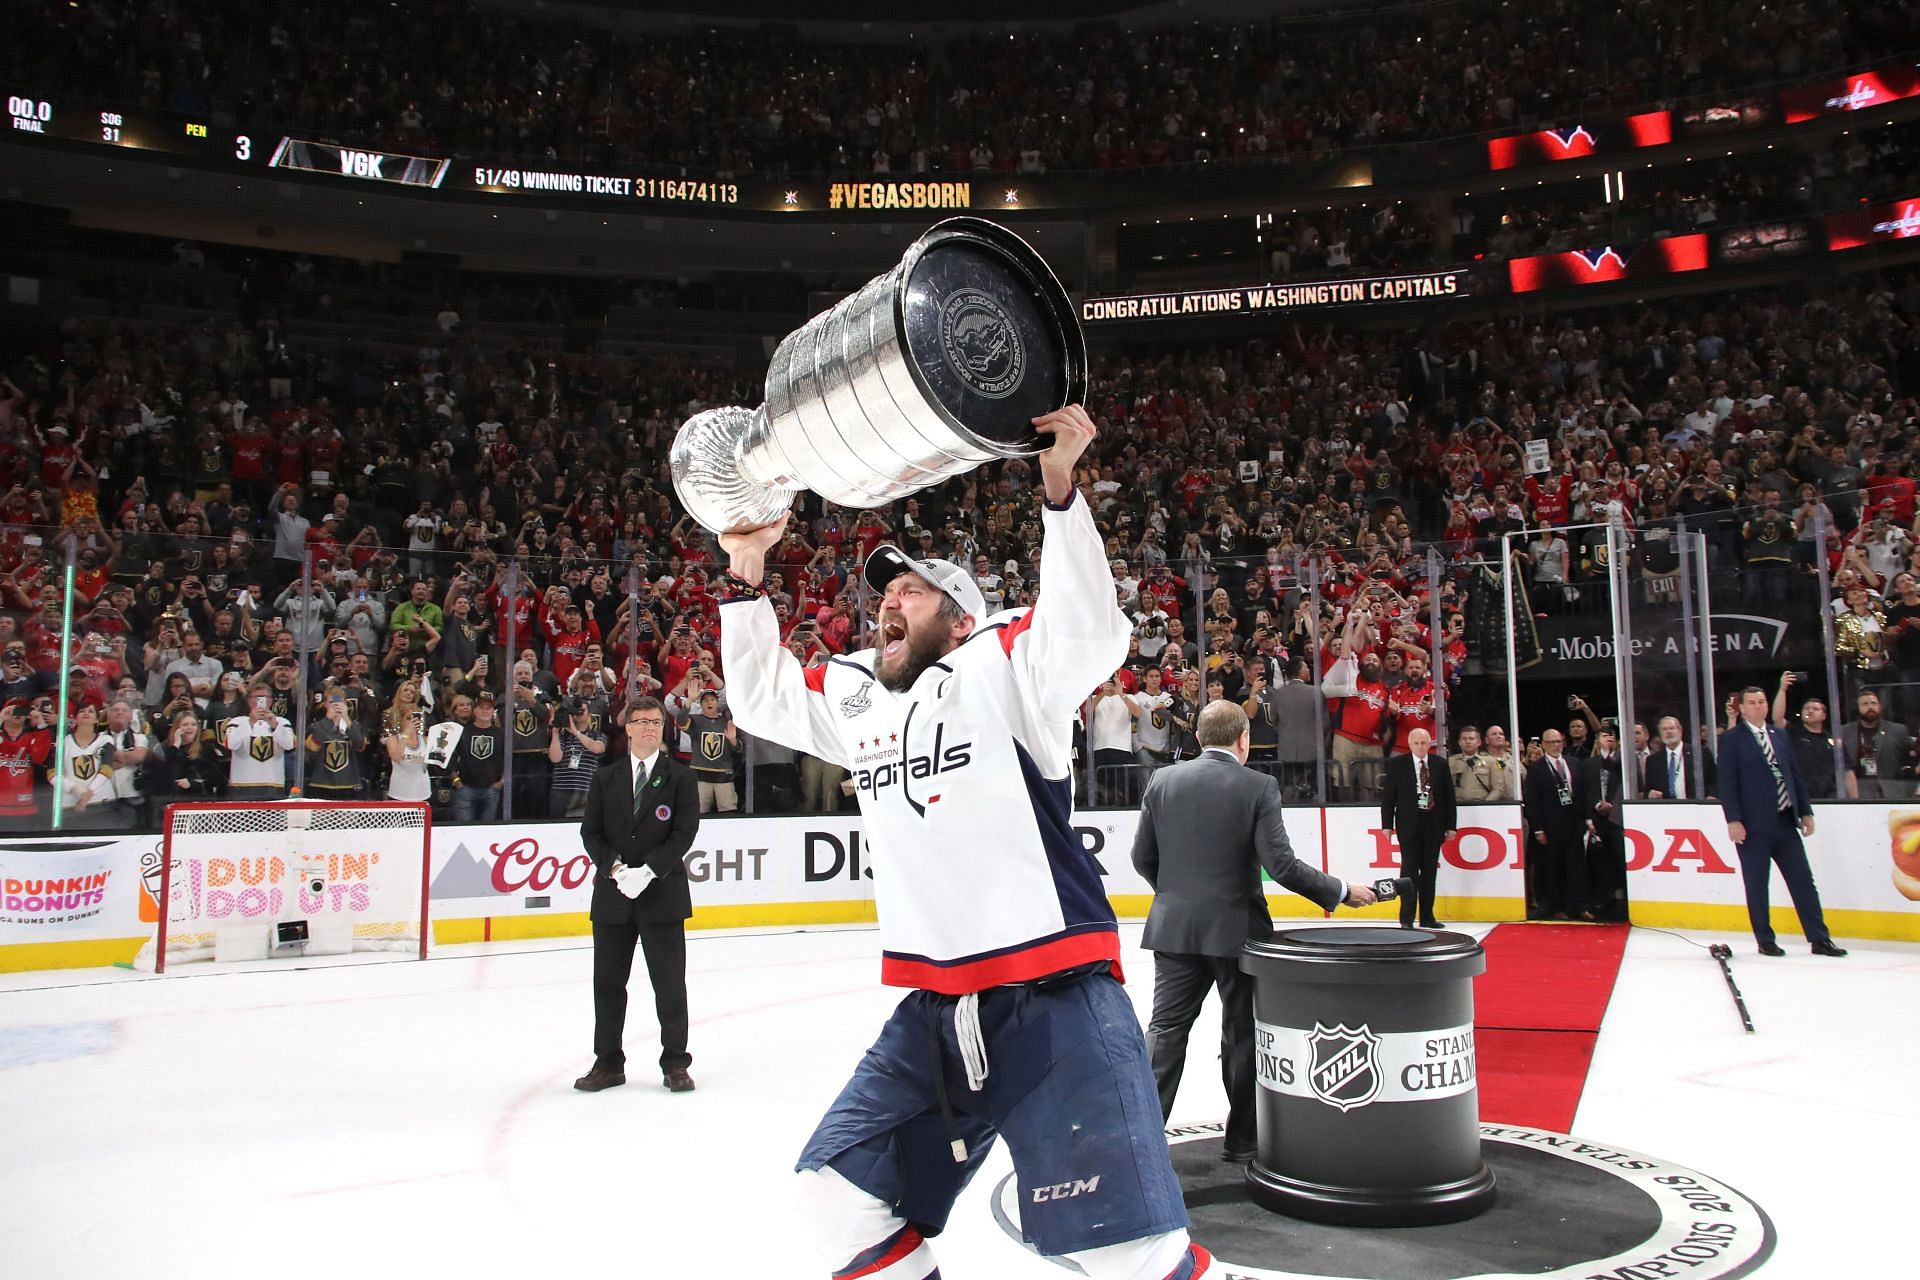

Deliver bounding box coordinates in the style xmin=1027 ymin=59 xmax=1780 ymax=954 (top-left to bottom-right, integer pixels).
xmin=1371 ymin=876 xmax=1415 ymax=902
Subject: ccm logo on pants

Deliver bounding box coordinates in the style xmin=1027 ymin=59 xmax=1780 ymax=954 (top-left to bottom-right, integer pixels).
xmin=1032 ymin=1177 xmax=1101 ymax=1203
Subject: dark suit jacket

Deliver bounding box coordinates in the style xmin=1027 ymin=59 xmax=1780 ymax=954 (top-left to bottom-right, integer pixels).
xmin=580 ymin=752 xmax=701 ymax=925
xmin=1717 ymin=721 xmax=1812 ymax=828
xmin=1132 ymin=750 xmax=1345 ymax=958
xmin=1642 ymin=745 xmax=1714 ymax=800
xmin=1581 ymin=752 xmax=1624 ymax=828
xmin=1381 ymin=752 xmax=1457 ymax=842
xmin=1522 ymin=755 xmax=1586 ymax=839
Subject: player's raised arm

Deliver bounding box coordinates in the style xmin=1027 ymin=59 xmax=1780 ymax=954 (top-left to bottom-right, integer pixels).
xmin=1001 ymin=405 xmax=1132 ymax=722
xmin=716 ymin=514 xmax=851 ymax=767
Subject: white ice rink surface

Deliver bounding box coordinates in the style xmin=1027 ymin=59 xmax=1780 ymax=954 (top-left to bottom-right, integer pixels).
xmin=2 ymin=922 xmax=1915 ymax=1279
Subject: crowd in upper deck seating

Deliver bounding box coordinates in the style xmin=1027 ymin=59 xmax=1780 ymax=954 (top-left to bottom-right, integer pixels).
xmin=23 ymin=0 xmax=1913 ymax=176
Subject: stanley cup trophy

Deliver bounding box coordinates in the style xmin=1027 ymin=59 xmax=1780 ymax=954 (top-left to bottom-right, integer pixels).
xmin=671 ymin=217 xmax=1085 ymax=533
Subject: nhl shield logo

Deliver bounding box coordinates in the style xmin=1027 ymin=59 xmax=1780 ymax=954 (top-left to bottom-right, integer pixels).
xmin=1306 ymin=1022 xmax=1383 ymax=1113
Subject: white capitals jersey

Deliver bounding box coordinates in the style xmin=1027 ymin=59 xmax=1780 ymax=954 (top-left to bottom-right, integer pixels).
xmin=721 ymin=492 xmax=1129 ymax=995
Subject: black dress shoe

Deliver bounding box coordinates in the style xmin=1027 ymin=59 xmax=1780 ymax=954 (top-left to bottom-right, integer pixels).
xmin=663 ymin=1068 xmax=697 ymax=1092
xmin=1221 ymin=1147 xmax=1255 ymax=1164
xmin=1757 ymin=941 xmax=1786 ymax=957
xmin=1419 ymin=919 xmax=1445 ymax=930
xmin=573 ymin=1067 xmax=626 ymax=1092
xmin=1811 ymin=940 xmax=1849 ymax=957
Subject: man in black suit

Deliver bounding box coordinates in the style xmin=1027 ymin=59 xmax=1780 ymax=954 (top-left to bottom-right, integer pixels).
xmin=1131 ymin=701 xmax=1378 ymax=1163
xmin=1523 ymin=727 xmax=1590 ymax=920
xmin=1381 ymin=727 xmax=1456 ymax=929
xmin=574 ymin=696 xmax=703 ymax=1092
xmin=1642 ymin=715 xmax=1714 ymax=800
xmin=1718 ymin=686 xmax=1846 ymax=958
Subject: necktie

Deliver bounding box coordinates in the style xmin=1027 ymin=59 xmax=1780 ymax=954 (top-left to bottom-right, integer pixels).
xmin=1668 ymin=753 xmax=1680 ymax=798
xmin=1554 ymin=756 xmax=1568 ymax=794
xmin=1754 ymin=727 xmax=1791 ymax=812
xmin=632 ymin=759 xmax=649 ymax=818
xmin=1416 ymin=759 xmax=1429 ymax=806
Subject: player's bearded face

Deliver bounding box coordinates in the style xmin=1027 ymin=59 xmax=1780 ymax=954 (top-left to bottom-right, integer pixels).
xmin=875 ymin=591 xmax=958 ymax=693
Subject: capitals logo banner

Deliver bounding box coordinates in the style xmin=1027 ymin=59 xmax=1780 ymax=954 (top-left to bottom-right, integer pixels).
xmin=1825 ymin=195 xmax=1920 ymax=252
xmin=1507 ymin=234 xmax=1709 ymax=294
xmin=1782 ymin=62 xmax=1920 ymax=124
xmin=1486 ymin=111 xmax=1671 ymax=170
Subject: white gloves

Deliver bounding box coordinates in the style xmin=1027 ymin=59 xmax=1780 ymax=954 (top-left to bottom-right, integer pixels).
xmin=612 ymin=863 xmax=657 ymax=899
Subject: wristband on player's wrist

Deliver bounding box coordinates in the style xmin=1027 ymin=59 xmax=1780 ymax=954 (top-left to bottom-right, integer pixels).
xmin=718 ymin=570 xmax=767 ymax=601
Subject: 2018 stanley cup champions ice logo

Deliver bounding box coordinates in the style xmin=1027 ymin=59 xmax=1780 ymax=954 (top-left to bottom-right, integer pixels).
xmin=939 ymin=288 xmax=1024 ymax=399
xmin=1306 ymin=1022 xmax=1383 ymax=1112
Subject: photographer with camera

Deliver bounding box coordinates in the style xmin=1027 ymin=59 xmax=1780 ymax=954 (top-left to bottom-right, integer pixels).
xmin=304 ymin=687 xmax=367 ymax=801
xmin=438 ymin=593 xmax=489 ymax=690
xmin=549 ymin=691 xmax=611 ymax=816
xmin=273 ymin=575 xmax=336 ymax=653
xmin=404 ymin=501 xmax=441 ymax=578
xmin=224 ymin=684 xmax=295 ymax=801
xmin=335 ymin=574 xmax=388 ymax=656
xmin=161 ymin=628 xmax=223 ymax=706
xmin=509 ymin=659 xmax=553 ymax=818
xmin=664 ymin=652 xmax=723 ymax=758
xmin=677 ymin=688 xmax=739 ymax=814
xmin=383 ymin=682 xmax=434 ymax=803
xmin=544 ymin=601 xmax=602 ymax=687
xmin=0 ymin=697 xmax=53 ymax=829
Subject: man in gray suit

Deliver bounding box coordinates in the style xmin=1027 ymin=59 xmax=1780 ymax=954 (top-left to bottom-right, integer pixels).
xmin=1132 ymin=700 xmax=1379 ymax=1162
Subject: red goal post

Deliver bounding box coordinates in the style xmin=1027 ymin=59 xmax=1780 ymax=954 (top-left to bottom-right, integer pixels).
xmin=145 ymin=800 xmax=431 ymax=972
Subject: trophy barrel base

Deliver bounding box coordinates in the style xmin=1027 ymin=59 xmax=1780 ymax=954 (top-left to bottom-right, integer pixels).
xmin=1246 ymin=1158 xmax=1497 ymax=1227
xmin=671 ymin=405 xmax=799 ymax=535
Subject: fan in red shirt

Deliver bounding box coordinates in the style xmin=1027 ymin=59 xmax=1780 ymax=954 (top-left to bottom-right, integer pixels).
xmin=656 ymin=626 xmax=707 ymax=692
xmin=274 ymin=426 xmax=308 ymax=486
xmin=0 ymin=698 xmax=51 ymax=822
xmin=542 ymin=605 xmax=602 ymax=687
xmin=231 ymin=419 xmax=272 ymax=496
xmin=1140 ymin=563 xmax=1186 ymax=613
xmin=1320 ymin=614 xmax=1392 ymax=777
xmin=851 ymin=513 xmax=890 ymax=560
xmin=37 ymin=424 xmax=85 ymax=488
xmin=305 ymin=515 xmax=344 ymax=567
xmin=306 ymin=423 xmax=345 ymax=484
xmin=1866 ymin=465 xmax=1918 ymax=525
xmin=1524 ymin=470 xmax=1573 ymax=527
xmin=484 ymin=578 xmax=537 ymax=653
xmin=1387 ymin=656 xmax=1439 ymax=754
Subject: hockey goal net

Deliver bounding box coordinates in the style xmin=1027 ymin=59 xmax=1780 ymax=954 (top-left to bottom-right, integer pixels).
xmin=140 ymin=801 xmax=431 ymax=972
